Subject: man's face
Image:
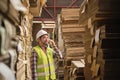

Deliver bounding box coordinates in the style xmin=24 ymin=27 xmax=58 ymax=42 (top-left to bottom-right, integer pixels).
xmin=40 ymin=34 xmax=49 ymax=45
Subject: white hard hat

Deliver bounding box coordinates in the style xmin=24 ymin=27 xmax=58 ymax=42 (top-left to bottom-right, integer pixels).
xmin=36 ymin=30 xmax=48 ymax=40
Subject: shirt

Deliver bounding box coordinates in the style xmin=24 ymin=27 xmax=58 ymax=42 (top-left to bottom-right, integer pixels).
xmin=30 ymin=50 xmax=38 ymax=80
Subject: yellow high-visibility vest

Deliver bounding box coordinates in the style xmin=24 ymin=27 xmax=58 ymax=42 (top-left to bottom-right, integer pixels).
xmin=33 ymin=46 xmax=56 ymax=80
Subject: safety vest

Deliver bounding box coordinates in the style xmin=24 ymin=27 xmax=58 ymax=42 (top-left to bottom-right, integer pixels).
xmin=33 ymin=46 xmax=56 ymax=80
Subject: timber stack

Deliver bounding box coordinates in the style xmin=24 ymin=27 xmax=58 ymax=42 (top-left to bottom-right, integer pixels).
xmin=79 ymin=0 xmax=120 ymax=80
xmin=0 ymin=0 xmax=19 ymax=80
xmin=0 ymin=0 xmax=33 ymax=80
xmin=60 ymin=8 xmax=85 ymax=80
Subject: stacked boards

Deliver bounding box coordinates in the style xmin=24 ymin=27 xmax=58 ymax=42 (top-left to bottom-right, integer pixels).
xmin=79 ymin=0 xmax=120 ymax=80
xmin=60 ymin=8 xmax=85 ymax=80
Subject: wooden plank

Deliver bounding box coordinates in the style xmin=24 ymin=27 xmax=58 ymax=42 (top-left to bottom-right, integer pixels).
xmin=66 ymin=47 xmax=85 ymax=53
xmin=65 ymin=56 xmax=85 ymax=60
xmin=62 ymin=20 xmax=79 ymax=24
xmin=61 ymin=8 xmax=80 ymax=21
xmin=71 ymin=60 xmax=85 ymax=68
xmin=93 ymin=45 xmax=98 ymax=58
xmin=64 ymin=38 xmax=83 ymax=43
xmin=62 ymin=24 xmax=80 ymax=28
xmin=64 ymin=42 xmax=84 ymax=48
xmin=62 ymin=27 xmax=85 ymax=33
xmin=62 ymin=17 xmax=79 ymax=21
xmin=62 ymin=32 xmax=85 ymax=39
xmin=65 ymin=47 xmax=85 ymax=57
xmin=61 ymin=8 xmax=80 ymax=16
xmin=95 ymin=28 xmax=100 ymax=44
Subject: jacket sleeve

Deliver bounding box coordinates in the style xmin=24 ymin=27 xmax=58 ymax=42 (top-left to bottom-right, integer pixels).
xmin=53 ymin=46 xmax=63 ymax=59
xmin=30 ymin=50 xmax=38 ymax=80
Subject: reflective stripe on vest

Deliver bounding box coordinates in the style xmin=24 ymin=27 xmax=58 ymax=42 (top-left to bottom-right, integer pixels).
xmin=33 ymin=46 xmax=56 ymax=80
xmin=37 ymin=63 xmax=54 ymax=68
xmin=37 ymin=70 xmax=55 ymax=76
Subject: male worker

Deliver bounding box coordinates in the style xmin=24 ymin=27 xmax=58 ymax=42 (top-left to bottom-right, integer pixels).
xmin=31 ymin=29 xmax=62 ymax=80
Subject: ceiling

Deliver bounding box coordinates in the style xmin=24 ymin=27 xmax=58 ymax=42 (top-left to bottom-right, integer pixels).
xmin=33 ymin=0 xmax=83 ymax=21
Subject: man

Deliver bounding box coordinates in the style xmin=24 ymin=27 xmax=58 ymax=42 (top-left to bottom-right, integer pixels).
xmin=31 ymin=29 xmax=62 ymax=80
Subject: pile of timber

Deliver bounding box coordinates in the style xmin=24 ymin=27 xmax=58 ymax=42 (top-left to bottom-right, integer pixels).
xmin=16 ymin=1 xmax=33 ymax=80
xmin=79 ymin=0 xmax=120 ymax=80
xmin=0 ymin=0 xmax=20 ymax=80
xmin=0 ymin=0 xmax=33 ymax=80
xmin=60 ymin=8 xmax=85 ymax=80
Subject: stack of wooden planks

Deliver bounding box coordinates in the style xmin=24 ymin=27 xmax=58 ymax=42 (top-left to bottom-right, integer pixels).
xmin=0 ymin=0 xmax=20 ymax=80
xmin=0 ymin=0 xmax=33 ymax=80
xmin=16 ymin=1 xmax=33 ymax=80
xmin=60 ymin=8 xmax=85 ymax=80
xmin=79 ymin=0 xmax=120 ymax=80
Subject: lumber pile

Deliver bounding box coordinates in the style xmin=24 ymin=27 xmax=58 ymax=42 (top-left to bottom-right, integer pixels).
xmin=0 ymin=0 xmax=33 ymax=80
xmin=79 ymin=0 xmax=120 ymax=80
xmin=0 ymin=0 xmax=20 ymax=80
xmin=16 ymin=14 xmax=33 ymax=80
xmin=16 ymin=1 xmax=33 ymax=80
xmin=60 ymin=8 xmax=85 ymax=80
